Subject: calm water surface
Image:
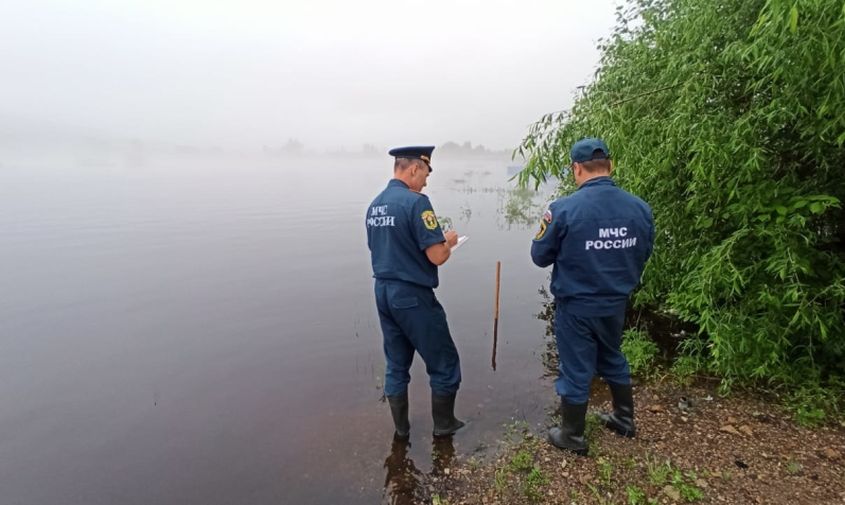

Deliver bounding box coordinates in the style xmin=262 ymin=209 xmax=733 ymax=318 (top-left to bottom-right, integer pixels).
xmin=0 ymin=156 xmax=557 ymax=505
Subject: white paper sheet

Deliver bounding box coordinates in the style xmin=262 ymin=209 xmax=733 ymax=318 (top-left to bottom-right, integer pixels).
xmin=450 ymin=235 xmax=469 ymax=252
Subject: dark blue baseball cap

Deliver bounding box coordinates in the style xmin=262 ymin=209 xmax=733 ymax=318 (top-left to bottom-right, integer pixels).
xmin=570 ymin=137 xmax=610 ymax=163
xmin=389 ymin=145 xmax=435 ymax=170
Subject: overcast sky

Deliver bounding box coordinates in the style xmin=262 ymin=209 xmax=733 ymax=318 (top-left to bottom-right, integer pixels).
xmin=2 ymin=0 xmax=620 ymax=151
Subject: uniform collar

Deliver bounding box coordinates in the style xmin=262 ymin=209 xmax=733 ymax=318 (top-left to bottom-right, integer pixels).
xmin=388 ymin=178 xmax=409 ymax=189
xmin=577 ymin=176 xmax=615 ymax=190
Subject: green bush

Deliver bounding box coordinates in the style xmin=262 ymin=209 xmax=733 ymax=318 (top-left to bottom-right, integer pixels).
xmin=670 ymin=336 xmax=710 ymax=384
xmin=518 ymin=0 xmax=845 ymax=417
xmin=787 ymin=377 xmax=844 ymax=426
xmin=621 ymin=329 xmax=660 ymax=377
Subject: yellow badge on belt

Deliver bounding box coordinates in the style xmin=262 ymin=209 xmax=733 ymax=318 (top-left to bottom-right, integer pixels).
xmin=421 ymin=210 xmax=438 ymax=230
xmin=534 ymin=220 xmax=548 ymax=240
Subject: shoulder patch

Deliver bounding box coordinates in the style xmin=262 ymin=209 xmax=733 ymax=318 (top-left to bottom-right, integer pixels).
xmin=534 ymin=220 xmax=548 ymax=240
xmin=421 ymin=210 xmax=439 ymax=230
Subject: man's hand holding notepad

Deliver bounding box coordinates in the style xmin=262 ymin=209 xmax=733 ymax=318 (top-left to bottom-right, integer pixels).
xmin=451 ymin=235 xmax=469 ymax=252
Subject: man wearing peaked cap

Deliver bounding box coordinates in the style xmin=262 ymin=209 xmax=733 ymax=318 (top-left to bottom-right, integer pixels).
xmin=531 ymin=137 xmax=655 ymax=455
xmin=387 ymin=146 xmax=435 ymax=171
xmin=365 ymin=145 xmax=465 ymax=440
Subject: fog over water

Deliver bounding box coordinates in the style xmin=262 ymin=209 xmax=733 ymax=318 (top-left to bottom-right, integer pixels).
xmin=2 ymin=0 xmax=619 ymax=153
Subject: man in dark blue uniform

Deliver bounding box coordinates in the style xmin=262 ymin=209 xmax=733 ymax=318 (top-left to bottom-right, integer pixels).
xmin=530 ymin=138 xmax=654 ymax=455
xmin=366 ymin=146 xmax=465 ymax=440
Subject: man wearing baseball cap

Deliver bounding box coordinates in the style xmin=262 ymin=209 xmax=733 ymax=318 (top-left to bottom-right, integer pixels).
xmin=530 ymin=137 xmax=655 ymax=455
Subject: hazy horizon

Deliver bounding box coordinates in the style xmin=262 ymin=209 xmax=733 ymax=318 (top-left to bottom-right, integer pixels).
xmin=2 ymin=0 xmax=622 ymax=155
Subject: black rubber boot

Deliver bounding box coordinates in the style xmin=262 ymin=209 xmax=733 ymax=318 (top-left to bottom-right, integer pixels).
xmin=431 ymin=393 xmax=465 ymax=437
xmin=548 ymin=398 xmax=589 ymax=456
xmin=598 ymin=382 xmax=636 ymax=438
xmin=387 ymin=392 xmax=410 ymax=439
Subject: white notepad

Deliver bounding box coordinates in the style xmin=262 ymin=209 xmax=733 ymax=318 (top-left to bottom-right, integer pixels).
xmin=450 ymin=235 xmax=469 ymax=252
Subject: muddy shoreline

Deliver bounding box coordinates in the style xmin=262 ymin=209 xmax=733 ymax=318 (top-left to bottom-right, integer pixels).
xmin=384 ymin=380 xmax=845 ymax=504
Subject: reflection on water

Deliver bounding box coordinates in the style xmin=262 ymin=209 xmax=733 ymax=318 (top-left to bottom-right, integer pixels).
xmin=430 ymin=437 xmax=455 ymax=476
xmin=383 ymin=438 xmax=423 ymax=505
xmin=382 ymin=436 xmax=456 ymax=505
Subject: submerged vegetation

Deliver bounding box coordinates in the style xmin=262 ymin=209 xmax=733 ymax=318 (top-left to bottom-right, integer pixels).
xmin=503 ymin=186 xmax=546 ymax=227
xmin=518 ymin=0 xmax=845 ymax=422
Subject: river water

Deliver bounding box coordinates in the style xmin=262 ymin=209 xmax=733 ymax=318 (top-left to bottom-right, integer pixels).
xmin=0 ymin=155 xmax=558 ymax=504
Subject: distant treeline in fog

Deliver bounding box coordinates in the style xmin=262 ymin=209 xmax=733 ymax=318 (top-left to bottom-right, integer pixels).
xmin=262 ymin=139 xmax=512 ymax=158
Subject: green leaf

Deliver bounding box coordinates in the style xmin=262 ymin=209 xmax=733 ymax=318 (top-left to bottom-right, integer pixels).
xmin=789 ymin=5 xmax=799 ymax=34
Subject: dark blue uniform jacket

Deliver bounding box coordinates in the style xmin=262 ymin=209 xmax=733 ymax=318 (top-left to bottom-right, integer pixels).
xmin=531 ymin=176 xmax=654 ymax=316
xmin=366 ymin=179 xmax=446 ymax=288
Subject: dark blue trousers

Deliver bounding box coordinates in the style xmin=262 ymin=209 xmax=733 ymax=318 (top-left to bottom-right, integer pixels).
xmin=554 ymin=304 xmax=630 ymax=404
xmin=375 ymin=279 xmax=461 ymax=397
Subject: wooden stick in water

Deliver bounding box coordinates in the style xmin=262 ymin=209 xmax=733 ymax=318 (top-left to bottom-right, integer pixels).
xmin=492 ymin=261 xmax=501 ymax=370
